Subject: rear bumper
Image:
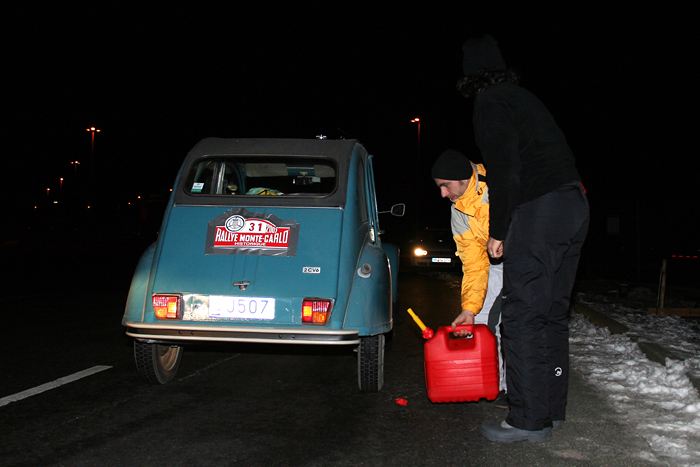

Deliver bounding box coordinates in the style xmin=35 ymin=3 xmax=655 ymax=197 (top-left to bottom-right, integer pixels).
xmin=125 ymin=322 xmax=360 ymax=345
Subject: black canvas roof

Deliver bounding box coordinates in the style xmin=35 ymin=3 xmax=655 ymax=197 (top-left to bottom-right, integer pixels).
xmin=173 ymin=138 xmax=365 ymax=208
xmin=186 ymin=137 xmax=360 ymax=160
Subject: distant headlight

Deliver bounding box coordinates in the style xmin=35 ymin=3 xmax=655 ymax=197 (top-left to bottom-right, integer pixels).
xmin=414 ymin=248 xmax=428 ymax=256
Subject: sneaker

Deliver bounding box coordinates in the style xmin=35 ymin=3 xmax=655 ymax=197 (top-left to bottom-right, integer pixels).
xmin=494 ymin=391 xmax=508 ymax=409
xmin=481 ymin=421 xmax=552 ymax=443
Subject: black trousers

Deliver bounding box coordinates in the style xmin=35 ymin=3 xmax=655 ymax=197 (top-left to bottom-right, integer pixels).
xmin=502 ymin=182 xmax=589 ymax=431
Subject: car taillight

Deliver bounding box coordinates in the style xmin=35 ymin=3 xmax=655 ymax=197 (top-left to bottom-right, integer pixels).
xmin=153 ymin=294 xmax=180 ymax=320
xmin=301 ymin=299 xmax=332 ymax=325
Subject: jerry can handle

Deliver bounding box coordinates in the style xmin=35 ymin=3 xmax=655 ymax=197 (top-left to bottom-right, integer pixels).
xmin=449 ymin=324 xmax=474 ymax=339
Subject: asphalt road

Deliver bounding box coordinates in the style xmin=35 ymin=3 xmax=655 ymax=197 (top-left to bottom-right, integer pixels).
xmin=1 ymin=238 xmax=657 ymax=466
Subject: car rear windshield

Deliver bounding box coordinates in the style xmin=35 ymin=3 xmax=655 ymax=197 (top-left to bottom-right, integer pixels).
xmin=183 ymin=156 xmax=337 ymax=197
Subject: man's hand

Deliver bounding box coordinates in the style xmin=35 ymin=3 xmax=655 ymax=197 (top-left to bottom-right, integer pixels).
xmin=451 ymin=309 xmax=476 ymax=337
xmin=487 ymin=237 xmax=504 ymax=258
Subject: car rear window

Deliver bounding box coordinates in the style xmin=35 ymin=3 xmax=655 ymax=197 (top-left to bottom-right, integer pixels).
xmin=184 ymin=156 xmax=337 ymax=197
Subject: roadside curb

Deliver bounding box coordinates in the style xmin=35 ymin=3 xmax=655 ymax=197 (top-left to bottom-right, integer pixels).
xmin=572 ymin=301 xmax=629 ymax=335
xmin=572 ymin=301 xmax=700 ymax=394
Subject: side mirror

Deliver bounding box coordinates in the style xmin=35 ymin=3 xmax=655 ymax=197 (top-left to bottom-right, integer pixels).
xmin=379 ymin=203 xmax=406 ymax=217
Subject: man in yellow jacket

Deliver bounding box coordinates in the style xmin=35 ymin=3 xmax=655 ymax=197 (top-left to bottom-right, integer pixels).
xmin=432 ymin=149 xmax=506 ymax=400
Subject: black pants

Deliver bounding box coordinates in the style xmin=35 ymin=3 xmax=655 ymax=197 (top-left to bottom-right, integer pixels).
xmin=502 ymin=182 xmax=589 ymax=431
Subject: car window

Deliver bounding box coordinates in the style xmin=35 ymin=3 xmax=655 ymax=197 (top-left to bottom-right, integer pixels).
xmin=184 ymin=156 xmax=337 ymax=197
xmin=356 ymin=159 xmax=368 ymax=223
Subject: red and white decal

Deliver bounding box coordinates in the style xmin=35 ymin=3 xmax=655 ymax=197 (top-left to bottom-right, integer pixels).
xmin=206 ymin=209 xmax=299 ymax=256
xmin=213 ymin=217 xmax=291 ymax=249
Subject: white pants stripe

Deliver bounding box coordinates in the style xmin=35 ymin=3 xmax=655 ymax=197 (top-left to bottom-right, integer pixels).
xmin=474 ymin=262 xmax=506 ymax=392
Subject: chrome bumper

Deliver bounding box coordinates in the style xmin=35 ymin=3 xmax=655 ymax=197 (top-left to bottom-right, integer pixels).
xmin=125 ymin=322 xmax=360 ymax=345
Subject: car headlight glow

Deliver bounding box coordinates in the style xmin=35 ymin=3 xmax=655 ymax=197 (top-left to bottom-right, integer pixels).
xmin=414 ymin=248 xmax=428 ymax=256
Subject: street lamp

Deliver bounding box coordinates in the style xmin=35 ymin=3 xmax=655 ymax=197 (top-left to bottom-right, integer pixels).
xmin=410 ymin=117 xmax=420 ymax=135
xmin=411 ymin=117 xmax=421 ymax=166
xmin=86 ymin=127 xmax=101 ymax=165
xmin=86 ymin=127 xmax=100 ymax=204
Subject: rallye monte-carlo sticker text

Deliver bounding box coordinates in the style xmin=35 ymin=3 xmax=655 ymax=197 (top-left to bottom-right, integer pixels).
xmin=205 ymin=208 xmax=299 ymax=256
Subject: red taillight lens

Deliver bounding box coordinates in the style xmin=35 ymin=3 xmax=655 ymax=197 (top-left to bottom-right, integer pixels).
xmin=301 ymin=299 xmax=332 ymax=325
xmin=153 ymin=294 xmax=180 ymax=320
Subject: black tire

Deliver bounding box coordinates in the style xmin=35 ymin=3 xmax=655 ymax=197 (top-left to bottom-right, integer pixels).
xmin=358 ymin=334 xmax=385 ymax=392
xmin=134 ymin=341 xmax=183 ymax=384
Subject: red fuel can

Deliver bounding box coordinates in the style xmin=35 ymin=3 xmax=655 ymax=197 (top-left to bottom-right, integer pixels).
xmin=424 ymin=324 xmax=499 ymax=403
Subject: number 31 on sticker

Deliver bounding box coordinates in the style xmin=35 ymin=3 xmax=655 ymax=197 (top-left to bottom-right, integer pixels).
xmin=303 ymin=267 xmax=321 ymax=274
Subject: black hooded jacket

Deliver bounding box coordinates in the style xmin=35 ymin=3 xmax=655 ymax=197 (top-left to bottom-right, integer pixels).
xmin=473 ymin=81 xmax=581 ymax=240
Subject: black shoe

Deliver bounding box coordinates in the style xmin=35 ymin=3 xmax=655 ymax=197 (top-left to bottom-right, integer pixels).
xmin=494 ymin=391 xmax=508 ymax=409
xmin=481 ymin=421 xmax=551 ymax=443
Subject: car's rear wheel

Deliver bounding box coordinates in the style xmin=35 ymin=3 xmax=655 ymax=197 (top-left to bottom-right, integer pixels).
xmin=134 ymin=341 xmax=183 ymax=384
xmin=358 ymin=334 xmax=385 ymax=392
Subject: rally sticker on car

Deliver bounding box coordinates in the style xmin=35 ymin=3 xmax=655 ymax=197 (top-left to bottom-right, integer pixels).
xmin=205 ymin=208 xmax=299 ymax=256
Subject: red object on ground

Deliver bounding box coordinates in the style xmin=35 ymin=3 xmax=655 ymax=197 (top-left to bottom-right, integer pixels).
xmin=423 ymin=324 xmax=499 ymax=403
xmin=395 ymin=398 xmax=408 ymax=406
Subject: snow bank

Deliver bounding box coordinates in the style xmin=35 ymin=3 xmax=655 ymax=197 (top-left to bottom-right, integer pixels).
xmin=570 ymin=308 xmax=700 ymax=466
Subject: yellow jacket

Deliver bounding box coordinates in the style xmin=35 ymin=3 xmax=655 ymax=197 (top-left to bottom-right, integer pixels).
xmin=451 ymin=163 xmax=491 ymax=314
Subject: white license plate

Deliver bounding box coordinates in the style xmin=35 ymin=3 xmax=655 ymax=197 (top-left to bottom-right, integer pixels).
xmin=208 ymin=296 xmax=275 ymax=320
xmin=432 ymin=257 xmax=451 ymax=263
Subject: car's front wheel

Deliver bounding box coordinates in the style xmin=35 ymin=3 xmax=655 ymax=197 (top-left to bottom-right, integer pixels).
xmin=134 ymin=341 xmax=183 ymax=384
xmin=358 ymin=334 xmax=385 ymax=392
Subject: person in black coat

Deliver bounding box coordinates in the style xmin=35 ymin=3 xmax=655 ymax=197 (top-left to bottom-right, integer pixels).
xmin=458 ymin=35 xmax=590 ymax=443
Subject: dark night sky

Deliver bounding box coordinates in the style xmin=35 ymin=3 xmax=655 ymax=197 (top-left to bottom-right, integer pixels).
xmin=5 ymin=3 xmax=698 ymax=254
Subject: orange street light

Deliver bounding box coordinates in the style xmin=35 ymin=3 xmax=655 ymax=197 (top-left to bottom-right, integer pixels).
xmin=411 ymin=117 xmax=421 ymax=164
xmin=86 ymin=128 xmax=100 ymax=203
xmin=411 ymin=118 xmax=421 ymax=142
xmin=86 ymin=127 xmax=101 ymax=160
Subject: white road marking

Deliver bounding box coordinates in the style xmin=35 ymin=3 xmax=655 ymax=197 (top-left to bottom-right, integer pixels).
xmin=0 ymin=365 xmax=112 ymax=407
